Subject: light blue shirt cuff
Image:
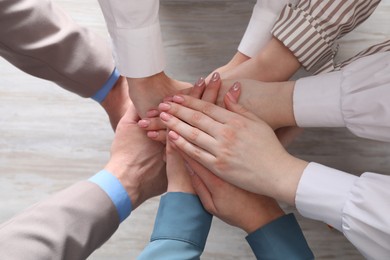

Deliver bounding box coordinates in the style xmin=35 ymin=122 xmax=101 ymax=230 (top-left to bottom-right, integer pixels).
xmin=151 ymin=192 xmax=212 ymax=250
xmin=91 ymin=68 xmax=120 ymax=103
xmin=89 ymin=169 xmax=132 ymax=223
xmin=246 ymin=213 xmax=314 ymax=260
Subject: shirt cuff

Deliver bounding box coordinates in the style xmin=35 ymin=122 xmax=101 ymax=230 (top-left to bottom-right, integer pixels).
xmin=294 ymin=71 xmax=345 ymax=128
xmin=109 ymin=22 xmax=165 ymax=78
xmin=271 ymin=4 xmax=336 ymax=73
xmin=89 ymin=169 xmax=132 ymax=223
xmin=151 ymin=192 xmax=212 ymax=250
xmin=91 ymin=68 xmax=120 ymax=103
xmin=246 ymin=213 xmax=314 ymax=259
xmin=295 ymin=162 xmax=358 ymax=231
xmin=238 ymin=6 xmax=279 ymax=57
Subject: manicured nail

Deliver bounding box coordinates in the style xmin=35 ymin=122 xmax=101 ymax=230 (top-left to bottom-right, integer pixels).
xmin=138 ymin=119 xmax=150 ymax=128
xmin=172 ymin=95 xmax=185 ymax=103
xmin=211 ymin=72 xmax=220 ymax=82
xmin=160 ymin=112 xmax=172 ymax=121
xmin=196 ymin=77 xmax=205 ymax=87
xmin=158 ymin=102 xmax=171 ymax=111
xmin=147 ymin=131 xmax=159 ymax=138
xmin=232 ymin=81 xmax=241 ymax=91
xmin=168 ymin=130 xmax=179 ymax=140
xmin=146 ymin=109 xmax=159 ymax=118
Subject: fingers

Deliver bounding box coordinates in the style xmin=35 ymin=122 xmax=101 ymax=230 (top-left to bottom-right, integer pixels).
xmin=201 ymin=72 xmax=221 ymax=103
xmin=189 ymin=170 xmax=216 ymax=214
xmin=166 ymin=129 xmax=216 ymax=170
xmin=160 ymin=110 xmax=218 ymax=155
xmin=190 ymin=77 xmax=206 ymax=99
xmin=224 ymin=82 xmax=259 ymax=121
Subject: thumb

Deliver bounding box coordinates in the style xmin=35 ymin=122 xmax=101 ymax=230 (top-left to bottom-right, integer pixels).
xmin=224 ymin=82 xmax=258 ymax=120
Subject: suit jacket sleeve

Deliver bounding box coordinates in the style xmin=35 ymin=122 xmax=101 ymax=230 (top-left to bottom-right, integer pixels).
xmin=0 ymin=0 xmax=115 ymax=97
xmin=0 ymin=181 xmax=120 ymax=260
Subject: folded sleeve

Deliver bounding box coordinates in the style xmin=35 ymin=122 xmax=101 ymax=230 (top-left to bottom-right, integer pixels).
xmin=138 ymin=192 xmax=212 ymax=260
xmin=294 ymin=51 xmax=390 ymax=142
xmin=238 ymin=0 xmax=298 ymax=57
xmin=246 ymin=213 xmax=314 ymax=259
xmin=97 ymin=0 xmax=165 ymax=78
xmin=271 ymin=0 xmax=380 ymax=73
xmin=296 ymin=162 xmax=390 ymax=259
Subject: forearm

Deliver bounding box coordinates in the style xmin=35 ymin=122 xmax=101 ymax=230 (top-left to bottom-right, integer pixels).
xmin=0 ymin=181 xmax=119 ymax=259
xmin=0 ymin=0 xmax=115 ymax=97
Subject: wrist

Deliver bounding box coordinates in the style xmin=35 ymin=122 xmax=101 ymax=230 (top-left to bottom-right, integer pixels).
xmin=101 ymin=76 xmax=130 ymax=129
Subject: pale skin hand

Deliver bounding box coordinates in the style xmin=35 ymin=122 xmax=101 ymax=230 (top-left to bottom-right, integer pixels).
xmin=127 ymin=71 xmax=192 ymax=118
xmin=158 ymin=92 xmax=308 ymax=205
xmin=101 ymin=76 xmax=131 ymax=130
xmin=140 ymin=79 xmax=298 ymax=144
xmin=104 ymin=102 xmax=167 ymax=210
xmin=184 ymin=154 xmax=284 ymax=234
xmin=205 ymin=52 xmax=250 ymax=82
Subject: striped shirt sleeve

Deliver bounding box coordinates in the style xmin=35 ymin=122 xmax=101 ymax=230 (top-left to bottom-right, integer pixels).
xmin=271 ymin=0 xmax=381 ymax=74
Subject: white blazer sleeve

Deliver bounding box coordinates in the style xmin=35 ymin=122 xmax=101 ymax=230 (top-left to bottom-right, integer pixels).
xmin=97 ymin=0 xmax=165 ymax=78
xmin=238 ymin=0 xmax=298 ymax=57
xmin=294 ymin=52 xmax=390 ymax=142
xmin=295 ymin=162 xmax=390 ymax=259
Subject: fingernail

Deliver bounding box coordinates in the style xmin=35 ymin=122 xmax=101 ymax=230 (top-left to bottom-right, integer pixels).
xmin=138 ymin=119 xmax=150 ymax=128
xmin=160 ymin=112 xmax=172 ymax=121
xmin=146 ymin=109 xmax=159 ymax=118
xmin=158 ymin=102 xmax=171 ymax=111
xmin=196 ymin=77 xmax=205 ymax=87
xmin=168 ymin=130 xmax=179 ymax=140
xmin=172 ymin=95 xmax=185 ymax=103
xmin=232 ymin=81 xmax=241 ymax=91
xmin=211 ymin=72 xmax=220 ymax=82
xmin=147 ymin=131 xmax=159 ymax=138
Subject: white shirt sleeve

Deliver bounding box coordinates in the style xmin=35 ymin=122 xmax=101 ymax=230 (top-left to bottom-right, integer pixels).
xmin=238 ymin=0 xmax=298 ymax=57
xmin=97 ymin=0 xmax=165 ymax=78
xmin=296 ymin=162 xmax=390 ymax=259
xmin=294 ymin=51 xmax=390 ymax=142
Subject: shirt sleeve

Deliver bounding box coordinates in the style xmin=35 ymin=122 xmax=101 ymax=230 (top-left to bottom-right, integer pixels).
xmin=295 ymin=162 xmax=390 ymax=259
xmin=246 ymin=213 xmax=314 ymax=260
xmin=271 ymin=0 xmax=380 ymax=73
xmin=89 ymin=169 xmax=132 ymax=223
xmin=138 ymin=192 xmax=212 ymax=260
xmin=293 ymin=51 xmax=390 ymax=142
xmin=238 ymin=0 xmax=298 ymax=58
xmin=97 ymin=0 xmax=165 ymax=78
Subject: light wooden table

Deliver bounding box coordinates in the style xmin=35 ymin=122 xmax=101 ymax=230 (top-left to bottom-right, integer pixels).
xmin=1 ymin=1 xmax=389 ymax=259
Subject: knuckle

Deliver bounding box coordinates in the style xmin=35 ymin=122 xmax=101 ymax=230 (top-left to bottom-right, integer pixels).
xmin=201 ymin=102 xmax=214 ymax=115
xmin=188 ymin=128 xmax=201 ymax=141
xmin=189 ymin=111 xmax=203 ymax=125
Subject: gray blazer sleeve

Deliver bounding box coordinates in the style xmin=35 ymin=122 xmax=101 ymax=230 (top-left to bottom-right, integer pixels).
xmin=0 ymin=181 xmax=120 ymax=260
xmin=0 ymin=0 xmax=115 ymax=97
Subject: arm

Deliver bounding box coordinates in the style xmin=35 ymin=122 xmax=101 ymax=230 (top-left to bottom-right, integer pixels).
xmin=185 ymin=155 xmax=313 ymax=260
xmin=296 ymin=163 xmax=390 ymax=259
xmin=0 ymin=104 xmax=167 ymax=259
xmin=0 ymin=0 xmax=129 ymax=129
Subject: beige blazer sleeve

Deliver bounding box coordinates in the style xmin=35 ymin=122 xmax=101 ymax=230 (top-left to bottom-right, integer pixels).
xmin=0 ymin=181 xmax=120 ymax=260
xmin=0 ymin=0 xmax=115 ymax=97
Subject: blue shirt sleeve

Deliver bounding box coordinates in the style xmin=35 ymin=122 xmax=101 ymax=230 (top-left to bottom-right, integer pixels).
xmin=91 ymin=68 xmax=120 ymax=103
xmin=138 ymin=192 xmax=213 ymax=260
xmin=246 ymin=213 xmax=314 ymax=260
xmin=88 ymin=169 xmax=132 ymax=223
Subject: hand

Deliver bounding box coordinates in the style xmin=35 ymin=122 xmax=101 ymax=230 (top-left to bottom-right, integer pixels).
xmin=104 ymin=102 xmax=167 ymax=210
xmin=219 ymin=38 xmax=300 ymax=82
xmin=127 ymin=71 xmax=192 ymax=118
xmin=101 ymin=76 xmax=131 ymax=130
xmin=138 ymin=73 xmax=224 ymax=142
xmin=158 ymin=88 xmax=308 ymax=205
xmin=185 ymin=154 xmax=284 ymax=233
xmin=205 ymin=51 xmax=250 ymax=82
